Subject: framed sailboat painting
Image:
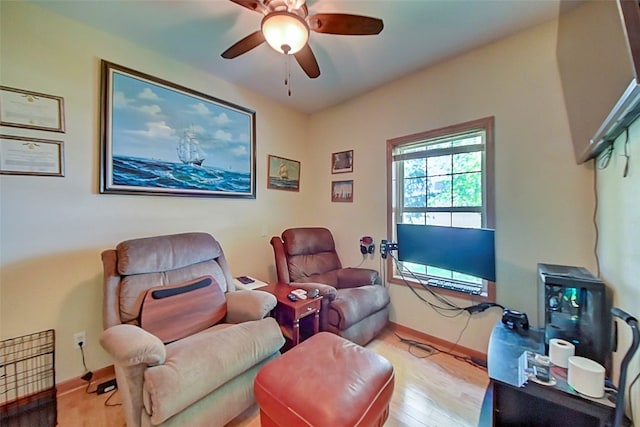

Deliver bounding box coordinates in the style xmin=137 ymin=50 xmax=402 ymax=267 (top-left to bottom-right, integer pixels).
xmin=267 ymin=155 xmax=300 ymax=191
xmin=100 ymin=60 xmax=256 ymax=198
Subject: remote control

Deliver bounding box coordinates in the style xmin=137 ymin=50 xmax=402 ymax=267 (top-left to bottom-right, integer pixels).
xmin=291 ymin=289 xmax=307 ymax=299
xmin=287 ymin=293 xmax=298 ymax=302
xmin=236 ymin=276 xmax=255 ymax=284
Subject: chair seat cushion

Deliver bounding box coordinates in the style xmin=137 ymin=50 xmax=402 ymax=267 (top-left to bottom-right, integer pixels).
xmin=143 ymin=317 xmax=285 ymax=425
xmin=327 ymin=285 xmax=390 ymax=330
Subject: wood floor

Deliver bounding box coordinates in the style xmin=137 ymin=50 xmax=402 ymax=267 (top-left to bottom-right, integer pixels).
xmin=56 ymin=328 xmax=489 ymax=427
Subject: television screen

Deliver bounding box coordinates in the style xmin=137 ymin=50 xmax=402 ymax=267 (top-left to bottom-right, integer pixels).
xmin=396 ymin=224 xmax=496 ymax=282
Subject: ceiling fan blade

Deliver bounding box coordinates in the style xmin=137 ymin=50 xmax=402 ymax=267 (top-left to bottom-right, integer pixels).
xmin=221 ymin=31 xmax=266 ymax=59
xmin=308 ymin=13 xmax=383 ymax=35
xmin=229 ymin=0 xmax=268 ymax=14
xmin=294 ymin=44 xmax=320 ymax=78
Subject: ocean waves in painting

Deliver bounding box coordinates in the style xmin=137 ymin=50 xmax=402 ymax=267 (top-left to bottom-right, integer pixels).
xmin=113 ymin=156 xmax=250 ymax=193
xmin=268 ymin=177 xmax=299 ymax=190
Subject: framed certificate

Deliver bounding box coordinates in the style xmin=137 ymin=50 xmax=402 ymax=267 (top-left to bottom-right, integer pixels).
xmin=0 ymin=86 xmax=65 ymax=132
xmin=0 ymin=134 xmax=64 ymax=176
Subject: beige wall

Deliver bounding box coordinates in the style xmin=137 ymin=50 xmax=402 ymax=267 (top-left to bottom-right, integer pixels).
xmin=598 ymin=121 xmax=640 ymax=426
xmin=307 ymin=19 xmax=596 ymax=351
xmin=2 ymin=4 xmax=636 ymax=420
xmin=0 ymin=1 xmax=310 ymax=381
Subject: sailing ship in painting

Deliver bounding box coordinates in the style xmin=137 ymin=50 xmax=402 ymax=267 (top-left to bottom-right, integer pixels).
xmin=278 ymin=161 xmax=289 ymax=179
xmin=176 ymin=128 xmax=206 ymax=166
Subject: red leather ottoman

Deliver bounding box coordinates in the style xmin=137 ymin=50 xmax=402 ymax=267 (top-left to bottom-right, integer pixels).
xmin=254 ymin=332 xmax=395 ymax=427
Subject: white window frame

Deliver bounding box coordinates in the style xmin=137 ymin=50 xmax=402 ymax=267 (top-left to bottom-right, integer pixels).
xmin=386 ymin=117 xmax=495 ymax=300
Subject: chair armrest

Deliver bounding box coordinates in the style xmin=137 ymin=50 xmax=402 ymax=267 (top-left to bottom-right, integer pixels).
xmin=100 ymin=324 xmax=166 ymax=367
xmin=100 ymin=325 xmax=166 ymax=427
xmin=337 ymin=268 xmax=379 ymax=289
xmin=225 ymin=290 xmax=277 ymax=323
xmin=289 ymin=282 xmax=338 ymax=302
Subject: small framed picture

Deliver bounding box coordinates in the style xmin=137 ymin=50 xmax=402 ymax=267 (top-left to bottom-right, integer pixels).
xmin=267 ymin=154 xmax=300 ymax=191
xmin=331 ymin=180 xmax=353 ymax=202
xmin=331 ymin=150 xmax=353 ymax=174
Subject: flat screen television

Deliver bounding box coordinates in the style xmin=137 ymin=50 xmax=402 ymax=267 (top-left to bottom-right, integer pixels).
xmin=557 ymin=0 xmax=640 ymax=164
xmin=396 ymin=224 xmax=496 ymax=282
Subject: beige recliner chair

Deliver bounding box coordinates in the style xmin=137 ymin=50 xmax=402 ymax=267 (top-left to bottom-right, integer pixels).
xmin=100 ymin=232 xmax=285 ymax=427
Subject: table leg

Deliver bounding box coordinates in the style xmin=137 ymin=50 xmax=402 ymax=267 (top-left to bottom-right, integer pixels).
xmin=292 ymin=319 xmax=300 ymax=345
xmin=313 ymin=310 xmax=320 ymax=335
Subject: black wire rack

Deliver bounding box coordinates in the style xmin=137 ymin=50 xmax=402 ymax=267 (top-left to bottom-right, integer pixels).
xmin=0 ymin=329 xmax=57 ymax=427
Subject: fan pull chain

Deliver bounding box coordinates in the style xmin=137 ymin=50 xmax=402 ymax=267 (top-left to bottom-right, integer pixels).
xmin=284 ymin=54 xmax=292 ymax=96
xmin=281 ymin=44 xmax=292 ymax=97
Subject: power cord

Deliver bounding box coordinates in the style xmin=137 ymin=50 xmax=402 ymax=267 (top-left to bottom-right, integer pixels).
xmin=593 ymin=124 xmax=632 ymax=278
xmin=464 ymin=301 xmax=504 ymax=314
xmin=391 ymin=252 xmax=503 ymax=316
xmin=593 ymin=162 xmax=601 ymax=277
xmin=104 ymin=389 xmax=122 ymax=407
xmin=391 ymin=254 xmax=464 ymax=314
xmin=386 ymin=251 xmax=506 ymax=368
xmin=78 ymin=341 xmax=96 ymax=394
xmin=393 ymin=328 xmax=486 ymax=370
xmin=622 ymin=126 xmax=630 ymax=178
xmin=78 ymin=341 xmax=122 ymax=406
xmin=597 ymin=143 xmax=614 ymax=169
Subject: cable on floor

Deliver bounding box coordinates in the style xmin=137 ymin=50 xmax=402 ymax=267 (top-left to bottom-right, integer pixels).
xmin=105 ymin=389 xmax=122 ymax=407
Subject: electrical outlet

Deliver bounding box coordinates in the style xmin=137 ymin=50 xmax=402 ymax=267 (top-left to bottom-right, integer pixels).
xmin=73 ymin=331 xmax=86 ymax=349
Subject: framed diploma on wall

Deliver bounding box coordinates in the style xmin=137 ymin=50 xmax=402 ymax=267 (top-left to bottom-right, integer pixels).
xmin=0 ymin=86 xmax=65 ymax=133
xmin=0 ymin=134 xmax=65 ymax=177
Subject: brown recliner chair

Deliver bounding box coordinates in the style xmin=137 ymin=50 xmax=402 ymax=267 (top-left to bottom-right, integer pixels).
xmin=270 ymin=227 xmax=390 ymax=346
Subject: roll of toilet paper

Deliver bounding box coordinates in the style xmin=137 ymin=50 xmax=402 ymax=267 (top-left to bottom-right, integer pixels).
xmin=548 ymin=338 xmax=575 ymax=368
xmin=567 ymin=356 xmax=605 ymax=398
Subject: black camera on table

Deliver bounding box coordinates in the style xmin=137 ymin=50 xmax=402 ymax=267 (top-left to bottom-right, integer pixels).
xmin=502 ymin=308 xmax=529 ymax=331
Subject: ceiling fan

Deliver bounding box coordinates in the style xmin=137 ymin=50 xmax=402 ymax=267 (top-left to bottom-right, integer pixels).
xmin=221 ymin=0 xmax=384 ymax=79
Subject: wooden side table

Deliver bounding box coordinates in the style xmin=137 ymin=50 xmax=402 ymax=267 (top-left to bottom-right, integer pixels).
xmin=262 ymin=283 xmax=322 ymax=347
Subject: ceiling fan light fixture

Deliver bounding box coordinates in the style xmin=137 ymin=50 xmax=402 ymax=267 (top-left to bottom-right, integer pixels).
xmin=261 ymin=11 xmax=309 ymax=55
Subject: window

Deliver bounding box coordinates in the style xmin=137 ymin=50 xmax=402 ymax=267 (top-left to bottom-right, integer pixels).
xmin=386 ymin=117 xmax=495 ymax=298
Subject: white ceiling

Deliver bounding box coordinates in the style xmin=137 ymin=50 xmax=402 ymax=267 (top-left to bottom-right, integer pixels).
xmin=29 ymin=0 xmax=567 ymax=114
